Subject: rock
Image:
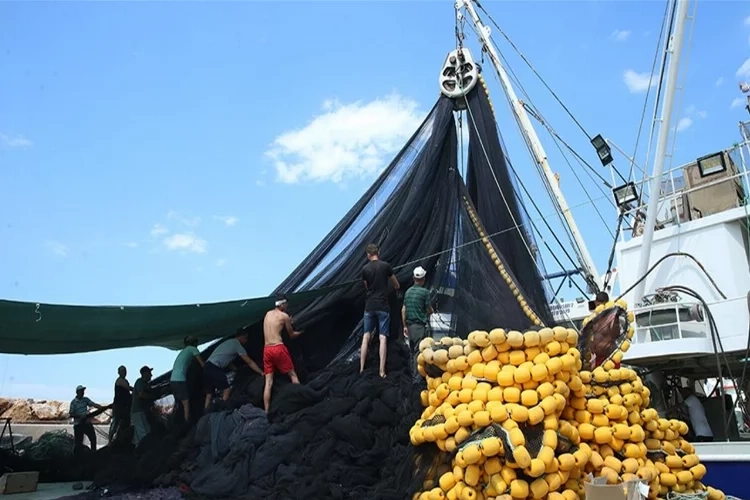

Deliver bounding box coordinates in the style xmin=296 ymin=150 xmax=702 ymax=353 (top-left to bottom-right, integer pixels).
xmin=31 ymin=402 xmax=60 ymax=420
xmin=1 ymin=400 xmax=32 ymax=422
xmin=0 ymin=398 xmax=12 ymax=415
xmin=58 ymin=402 xmax=70 ymax=419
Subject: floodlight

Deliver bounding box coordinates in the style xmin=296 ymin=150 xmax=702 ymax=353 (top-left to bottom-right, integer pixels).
xmin=696 ymin=152 xmax=726 ymax=178
xmin=612 ymin=182 xmax=639 ymax=208
xmin=591 ymin=134 xmax=613 ymax=166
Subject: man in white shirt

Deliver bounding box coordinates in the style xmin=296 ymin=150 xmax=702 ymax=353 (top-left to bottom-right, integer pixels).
xmin=203 ymin=330 xmax=262 ymax=409
xmin=681 ymin=387 xmax=714 ymax=442
xmin=70 ymin=385 xmax=104 ymax=452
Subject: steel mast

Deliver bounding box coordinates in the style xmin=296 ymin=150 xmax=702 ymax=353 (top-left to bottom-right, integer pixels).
xmin=632 ymin=0 xmax=690 ymax=303
xmin=457 ymin=0 xmax=603 ymax=293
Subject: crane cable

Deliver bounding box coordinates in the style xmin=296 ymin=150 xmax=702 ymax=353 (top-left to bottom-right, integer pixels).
xmin=474 ymin=0 xmax=592 ymax=141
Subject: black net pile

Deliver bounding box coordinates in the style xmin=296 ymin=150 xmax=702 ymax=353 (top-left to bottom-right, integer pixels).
xmin=6 ymin=83 xmax=555 ymax=499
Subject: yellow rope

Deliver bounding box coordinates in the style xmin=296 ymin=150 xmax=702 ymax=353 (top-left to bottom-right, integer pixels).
xmin=462 ymin=195 xmax=543 ymax=327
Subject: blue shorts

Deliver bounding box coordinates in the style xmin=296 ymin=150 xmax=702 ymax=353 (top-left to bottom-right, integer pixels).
xmin=364 ymin=310 xmax=390 ymax=337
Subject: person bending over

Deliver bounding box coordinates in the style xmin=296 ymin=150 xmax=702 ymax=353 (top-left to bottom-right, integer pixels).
xmin=170 ymin=335 xmax=204 ymax=422
xmin=70 ymin=385 xmax=104 ymax=452
xmin=360 ymin=243 xmax=400 ymax=378
xmin=203 ymin=330 xmax=263 ymax=408
xmin=262 ymin=294 xmax=303 ymax=412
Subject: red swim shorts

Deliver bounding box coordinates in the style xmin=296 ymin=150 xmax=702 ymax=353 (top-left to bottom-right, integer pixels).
xmin=263 ymin=344 xmax=295 ymax=375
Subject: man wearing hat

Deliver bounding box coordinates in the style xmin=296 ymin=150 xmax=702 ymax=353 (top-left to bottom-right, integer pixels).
xmin=70 ymin=385 xmax=104 ymax=452
xmin=401 ymin=266 xmax=433 ymax=358
xmin=131 ymin=366 xmax=157 ymax=446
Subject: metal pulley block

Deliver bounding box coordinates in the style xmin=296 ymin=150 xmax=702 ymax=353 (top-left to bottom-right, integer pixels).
xmin=439 ymin=48 xmax=479 ymax=105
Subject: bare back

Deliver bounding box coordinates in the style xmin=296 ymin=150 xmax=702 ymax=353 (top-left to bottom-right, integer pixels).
xmin=263 ymin=309 xmax=289 ymax=346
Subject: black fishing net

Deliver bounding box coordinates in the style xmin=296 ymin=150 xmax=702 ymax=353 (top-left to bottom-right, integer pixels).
xmin=5 ymin=85 xmax=556 ymax=499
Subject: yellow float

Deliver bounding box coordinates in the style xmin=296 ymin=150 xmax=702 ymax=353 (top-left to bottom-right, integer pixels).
xmin=409 ymin=300 xmax=727 ymax=500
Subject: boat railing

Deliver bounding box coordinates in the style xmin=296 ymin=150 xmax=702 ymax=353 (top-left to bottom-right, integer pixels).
xmin=616 ymin=135 xmax=750 ymax=242
xmin=629 ymin=295 xmax=747 ymax=345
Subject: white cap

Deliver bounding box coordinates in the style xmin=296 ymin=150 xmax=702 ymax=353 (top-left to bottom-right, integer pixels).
xmin=413 ymin=266 xmax=427 ymax=279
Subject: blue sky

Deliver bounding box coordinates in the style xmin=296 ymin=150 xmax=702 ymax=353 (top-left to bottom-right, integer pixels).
xmin=1 ymin=1 xmax=749 ymax=402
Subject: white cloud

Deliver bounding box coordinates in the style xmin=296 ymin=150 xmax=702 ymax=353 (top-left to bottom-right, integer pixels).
xmin=214 ymin=215 xmax=239 ymax=227
xmin=163 ymin=233 xmax=207 ymax=254
xmin=256 ymin=179 xmax=266 ymax=187
xmin=167 ymin=210 xmax=200 ymax=227
xmin=0 ymin=133 xmax=32 ymax=149
xmin=124 ymin=242 xmax=138 ymax=248
xmin=685 ymin=105 xmax=707 ymax=119
xmin=215 ymin=258 xmax=228 ymax=267
xmin=265 ymin=93 xmax=425 ymax=184
xmin=676 ymin=117 xmax=693 ymax=132
xmin=744 ymin=15 xmax=750 ymax=26
xmin=610 ymin=29 xmax=631 ymax=42
xmin=715 ymin=77 xmax=725 ymax=87
xmin=150 ymin=224 xmax=169 ymax=237
xmin=737 ymin=58 xmax=750 ymax=79
xmin=731 ymin=97 xmax=746 ymax=109
xmin=623 ymin=70 xmax=656 ymax=93
xmin=45 ymin=241 xmax=68 ymax=257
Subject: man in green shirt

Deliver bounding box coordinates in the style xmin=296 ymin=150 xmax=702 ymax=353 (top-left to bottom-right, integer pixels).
xmin=401 ymin=266 xmax=433 ymax=357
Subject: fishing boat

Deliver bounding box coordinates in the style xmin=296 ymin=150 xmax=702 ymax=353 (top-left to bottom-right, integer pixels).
xmin=449 ymin=0 xmax=750 ymax=497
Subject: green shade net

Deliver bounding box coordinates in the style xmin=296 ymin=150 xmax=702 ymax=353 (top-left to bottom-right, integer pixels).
xmin=0 ymin=285 xmax=342 ymax=355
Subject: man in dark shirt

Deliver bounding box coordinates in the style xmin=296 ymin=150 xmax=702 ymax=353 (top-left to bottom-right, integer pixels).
xmin=109 ymin=365 xmax=132 ymax=441
xmin=402 ymin=266 xmax=433 ymax=359
xmin=131 ymin=366 xmax=157 ymax=446
xmin=360 ymin=243 xmax=400 ymax=378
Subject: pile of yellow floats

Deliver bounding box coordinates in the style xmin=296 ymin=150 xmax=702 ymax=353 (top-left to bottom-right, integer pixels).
xmin=410 ymin=300 xmax=727 ymax=500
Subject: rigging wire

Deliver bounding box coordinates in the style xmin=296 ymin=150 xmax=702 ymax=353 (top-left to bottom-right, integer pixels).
xmin=547 ymin=129 xmax=615 ymax=238
xmin=602 ymin=214 xmax=624 ymax=290
xmin=637 ymin=0 xmax=677 ymax=200
xmin=527 ymin=110 xmax=617 ymax=191
xmin=454 ymin=3 xmax=583 ymax=287
xmin=507 ymin=152 xmax=589 ymax=277
xmin=473 ymin=0 xmax=592 ymax=141
xmin=627 ymin=0 xmax=673 ymax=183
xmin=467 ymin=27 xmax=591 ymax=272
xmin=461 ymin=14 xmax=581 ymax=258
xmin=474 ymin=21 xmax=616 ymax=244
xmin=653 ymin=0 xmax=698 ymax=220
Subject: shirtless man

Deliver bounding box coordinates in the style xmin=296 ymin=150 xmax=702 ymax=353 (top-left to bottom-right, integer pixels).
xmin=262 ymin=294 xmax=303 ymax=412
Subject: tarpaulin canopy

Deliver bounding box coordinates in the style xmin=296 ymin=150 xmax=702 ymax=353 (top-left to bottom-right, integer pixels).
xmin=0 ymin=285 xmax=342 ymax=355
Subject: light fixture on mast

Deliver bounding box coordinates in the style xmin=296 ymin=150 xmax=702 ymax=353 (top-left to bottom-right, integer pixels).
xmin=612 ymin=182 xmax=639 ymax=209
xmin=591 ymin=134 xmax=613 ymax=167
xmin=456 ymin=0 xmax=603 ymax=294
